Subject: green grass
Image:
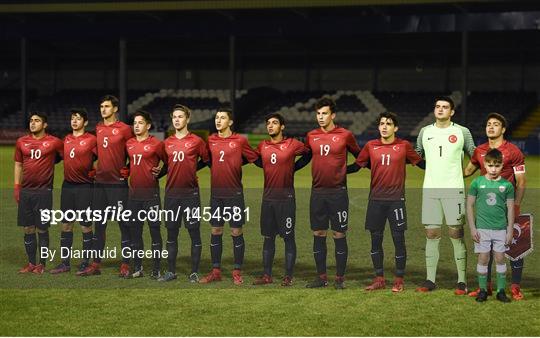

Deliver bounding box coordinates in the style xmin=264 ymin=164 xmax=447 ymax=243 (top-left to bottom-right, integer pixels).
xmin=1 ymin=145 xmax=539 ymax=336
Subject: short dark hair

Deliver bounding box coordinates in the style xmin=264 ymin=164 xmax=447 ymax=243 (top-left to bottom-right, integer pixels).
xmin=171 ymin=104 xmax=191 ymax=119
xmin=265 ymin=113 xmax=285 ymax=126
xmin=484 ymin=148 xmax=503 ymax=164
xmin=434 ymin=96 xmax=455 ymax=110
xmin=216 ymin=107 xmax=234 ymax=121
xmin=486 ymin=112 xmax=507 ymax=129
xmin=132 ymin=110 xmax=153 ymax=127
xmin=29 ymin=112 xmax=48 ymax=124
xmin=377 ymin=112 xmax=399 ymax=127
xmin=100 ymin=95 xmax=119 ymax=107
xmin=315 ymin=97 xmax=336 ymax=113
xmin=70 ymin=108 xmax=88 ymax=122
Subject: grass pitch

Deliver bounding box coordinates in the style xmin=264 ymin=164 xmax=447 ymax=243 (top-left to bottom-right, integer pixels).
xmin=0 ymin=145 xmax=539 ymax=336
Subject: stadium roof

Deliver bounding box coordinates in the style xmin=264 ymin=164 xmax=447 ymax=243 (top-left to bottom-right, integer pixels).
xmin=0 ymin=0 xmax=539 ymax=13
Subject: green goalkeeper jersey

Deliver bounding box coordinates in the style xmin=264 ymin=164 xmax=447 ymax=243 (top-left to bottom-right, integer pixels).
xmin=416 ymin=122 xmax=475 ymax=197
xmin=468 ymin=176 xmax=514 ymax=230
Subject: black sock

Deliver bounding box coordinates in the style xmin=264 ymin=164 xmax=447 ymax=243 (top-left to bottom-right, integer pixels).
xmin=24 ymin=233 xmax=37 ymax=265
xmin=210 ymin=234 xmax=223 ymax=268
xmin=511 ymin=258 xmax=524 ymax=284
xmin=262 ymin=236 xmax=276 ymax=276
xmin=391 ymin=230 xmax=406 ymax=277
xmin=82 ymin=231 xmax=93 ymax=263
xmin=334 ymin=237 xmax=348 ymax=278
xmin=188 ymin=228 xmax=202 ymax=274
xmin=129 ymin=225 xmax=143 ymax=271
xmin=149 ymin=226 xmax=163 ymax=271
xmin=93 ymin=223 xmax=107 ymax=263
xmin=166 ymin=227 xmax=179 ymax=273
xmin=370 ymin=230 xmax=384 ymax=276
xmin=232 ymin=234 xmax=245 ymax=270
xmin=313 ymin=235 xmax=327 ymax=275
xmin=120 ymin=223 xmax=131 ymax=264
xmin=284 ymin=236 xmax=296 ymax=277
xmin=38 ymin=231 xmax=49 ymax=265
xmin=60 ymin=231 xmax=73 ymax=266
xmin=486 ymin=250 xmax=493 ymax=283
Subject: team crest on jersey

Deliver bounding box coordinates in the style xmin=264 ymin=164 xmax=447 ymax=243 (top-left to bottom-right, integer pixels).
xmin=229 ymin=142 xmax=237 ymax=148
xmin=80 ymin=140 xmax=86 ymax=146
xmin=448 ymin=135 xmax=457 ymax=143
xmin=392 ymin=145 xmax=400 ymax=151
xmin=280 ymin=144 xmax=287 ymax=150
xmin=144 ymin=145 xmax=151 ymax=151
xmin=42 ymin=141 xmax=50 ymax=147
xmin=331 ymin=136 xmax=340 ymax=142
xmin=112 ymin=128 xmax=119 ymax=135
xmin=499 ymin=185 xmax=506 ymax=193
xmin=185 ymin=142 xmax=193 ymax=148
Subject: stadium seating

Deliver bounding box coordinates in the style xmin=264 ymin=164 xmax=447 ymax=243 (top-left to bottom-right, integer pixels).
xmin=131 ymin=89 xmax=248 ymax=131
xmin=1 ymin=89 xmax=537 ymax=140
xmin=0 ymin=89 xmax=38 ymax=129
xmin=243 ymin=90 xmax=386 ymax=137
xmin=369 ymin=91 xmax=459 ymax=138
xmin=465 ymin=91 xmax=537 ymax=137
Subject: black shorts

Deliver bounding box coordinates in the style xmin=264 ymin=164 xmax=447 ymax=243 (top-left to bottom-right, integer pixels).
xmin=310 ymin=189 xmax=349 ymax=233
xmin=365 ymin=199 xmax=407 ymax=232
xmin=209 ymin=193 xmax=245 ymax=228
xmin=164 ymin=192 xmax=201 ymax=229
xmin=92 ymin=182 xmax=129 ymax=225
xmin=18 ymin=188 xmax=53 ymax=229
xmin=60 ymin=181 xmax=93 ymax=226
xmin=127 ymin=196 xmax=162 ymax=228
xmin=260 ymin=197 xmax=296 ymax=238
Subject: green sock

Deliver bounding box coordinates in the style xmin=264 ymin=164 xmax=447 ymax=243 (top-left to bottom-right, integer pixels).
xmin=478 ymin=274 xmax=488 ymax=290
xmin=450 ymin=237 xmax=467 ymax=284
xmin=426 ymin=238 xmax=440 ymax=282
xmin=496 ymin=272 xmax=506 ymax=292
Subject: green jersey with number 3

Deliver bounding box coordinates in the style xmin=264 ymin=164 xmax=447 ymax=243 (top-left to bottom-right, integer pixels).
xmin=416 ymin=122 xmax=475 ymax=196
xmin=468 ymin=176 xmax=514 ymax=230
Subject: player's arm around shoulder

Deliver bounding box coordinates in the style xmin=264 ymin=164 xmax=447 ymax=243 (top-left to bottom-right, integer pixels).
xmin=414 ymin=126 xmax=426 ymax=157
xmin=505 ymin=181 xmax=515 ymax=244
xmin=54 ymin=136 xmax=64 ymax=163
xmin=346 ymin=130 xmax=361 ymax=157
xmin=458 ymin=124 xmax=476 ymax=158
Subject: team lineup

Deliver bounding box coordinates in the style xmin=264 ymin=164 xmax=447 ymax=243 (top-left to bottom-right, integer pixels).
xmin=13 ymin=95 xmax=528 ymax=301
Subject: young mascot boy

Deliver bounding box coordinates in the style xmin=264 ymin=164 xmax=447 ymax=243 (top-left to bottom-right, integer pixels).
xmin=467 ymin=148 xmax=514 ymax=303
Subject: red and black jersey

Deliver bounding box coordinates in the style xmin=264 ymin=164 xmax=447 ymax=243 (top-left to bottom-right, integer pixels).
xmin=95 ymin=121 xmax=133 ymax=184
xmin=305 ymin=126 xmax=361 ymax=191
xmin=14 ymin=134 xmax=63 ymax=189
xmin=356 ymin=138 xmax=422 ymax=200
xmin=164 ymin=133 xmax=209 ymax=197
xmin=126 ymin=135 xmax=166 ymax=200
xmin=257 ymin=138 xmax=308 ymax=200
xmin=471 ymin=141 xmax=525 ymax=188
xmin=63 ymin=132 xmax=97 ymax=184
xmin=207 ymin=133 xmax=258 ymax=197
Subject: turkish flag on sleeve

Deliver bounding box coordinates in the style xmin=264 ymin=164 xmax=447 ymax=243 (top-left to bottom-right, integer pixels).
xmin=505 ymin=214 xmax=534 ymax=261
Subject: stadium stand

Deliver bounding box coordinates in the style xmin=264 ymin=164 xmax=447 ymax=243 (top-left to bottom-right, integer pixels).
xmin=368 ymin=91 xmax=459 ymax=138
xmin=132 ymin=89 xmax=248 ymax=131
xmin=242 ymin=90 xmax=386 ymax=137
xmin=0 ymin=89 xmax=38 ymax=129
xmin=1 ymin=89 xmax=537 ymax=141
xmin=465 ymin=91 xmax=537 ymax=137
